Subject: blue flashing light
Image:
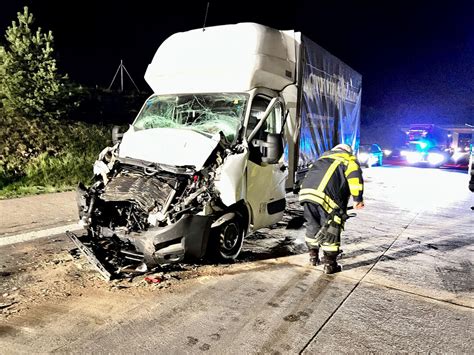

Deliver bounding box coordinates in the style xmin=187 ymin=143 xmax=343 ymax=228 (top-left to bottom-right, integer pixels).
xmin=411 ymin=139 xmax=431 ymax=151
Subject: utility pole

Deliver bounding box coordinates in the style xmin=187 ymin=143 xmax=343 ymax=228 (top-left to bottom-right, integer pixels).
xmin=202 ymin=2 xmax=210 ymax=31
xmin=120 ymin=59 xmax=124 ymax=92
xmin=108 ymin=59 xmax=140 ymax=92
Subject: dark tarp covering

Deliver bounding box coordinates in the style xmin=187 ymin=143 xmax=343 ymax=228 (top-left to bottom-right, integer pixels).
xmin=297 ymin=35 xmax=362 ymax=169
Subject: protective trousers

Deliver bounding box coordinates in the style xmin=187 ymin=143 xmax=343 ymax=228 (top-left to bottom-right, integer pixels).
xmin=303 ymin=202 xmax=343 ymax=267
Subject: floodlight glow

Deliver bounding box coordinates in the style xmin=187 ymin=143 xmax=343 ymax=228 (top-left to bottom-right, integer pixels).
xmin=358 ymin=152 xmax=369 ymax=162
xmin=383 ymin=149 xmax=392 ymax=156
xmin=368 ymin=156 xmax=378 ymax=165
xmin=406 ymin=151 xmax=422 ymax=164
xmin=427 ymin=152 xmax=445 ymax=165
xmin=452 ymin=152 xmax=463 ymax=162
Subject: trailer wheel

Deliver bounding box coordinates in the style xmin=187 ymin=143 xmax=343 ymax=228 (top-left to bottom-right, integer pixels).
xmin=208 ymin=214 xmax=244 ymax=261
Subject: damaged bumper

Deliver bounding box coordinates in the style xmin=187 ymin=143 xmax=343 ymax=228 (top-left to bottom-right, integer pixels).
xmin=68 ymin=215 xmax=212 ymax=280
xmin=128 ymin=214 xmax=213 ymax=265
xmin=67 ymin=231 xmax=113 ymax=280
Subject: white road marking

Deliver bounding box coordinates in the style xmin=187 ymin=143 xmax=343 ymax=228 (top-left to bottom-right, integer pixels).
xmin=0 ymin=223 xmax=82 ymax=247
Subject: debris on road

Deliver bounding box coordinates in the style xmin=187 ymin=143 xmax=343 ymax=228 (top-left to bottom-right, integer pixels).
xmin=65 ymin=195 xmax=306 ymax=280
xmin=144 ymin=275 xmax=163 ymax=284
xmin=0 ymin=196 xmax=309 ymax=321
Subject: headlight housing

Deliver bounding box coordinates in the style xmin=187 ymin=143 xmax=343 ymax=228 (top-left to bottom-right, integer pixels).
xmin=406 ymin=151 xmax=422 ymax=164
xmin=427 ymin=152 xmax=445 ymax=166
xmin=358 ymin=152 xmax=369 ymax=162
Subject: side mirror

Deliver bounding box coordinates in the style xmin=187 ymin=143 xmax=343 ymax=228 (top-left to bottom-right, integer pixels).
xmin=261 ymin=133 xmax=284 ymax=164
xmin=247 ymin=97 xmax=279 ymax=142
xmin=112 ymin=125 xmax=123 ymax=145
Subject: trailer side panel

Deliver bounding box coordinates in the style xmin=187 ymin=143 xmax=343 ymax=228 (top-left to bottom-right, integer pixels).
xmin=297 ymin=36 xmax=362 ymax=171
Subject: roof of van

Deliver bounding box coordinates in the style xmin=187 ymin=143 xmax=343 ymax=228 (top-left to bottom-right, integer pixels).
xmin=144 ymin=23 xmax=299 ymax=94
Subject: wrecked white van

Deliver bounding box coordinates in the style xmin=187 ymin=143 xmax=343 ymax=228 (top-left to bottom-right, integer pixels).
xmin=69 ymin=23 xmax=362 ymax=279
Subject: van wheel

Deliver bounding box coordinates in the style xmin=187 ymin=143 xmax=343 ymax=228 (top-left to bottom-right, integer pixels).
xmin=209 ymin=216 xmax=244 ymax=261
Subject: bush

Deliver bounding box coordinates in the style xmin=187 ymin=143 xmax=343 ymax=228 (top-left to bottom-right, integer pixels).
xmin=0 ymin=113 xmax=111 ymax=196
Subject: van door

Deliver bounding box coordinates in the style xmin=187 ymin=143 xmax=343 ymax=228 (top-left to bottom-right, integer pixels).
xmin=246 ymin=96 xmax=288 ymax=229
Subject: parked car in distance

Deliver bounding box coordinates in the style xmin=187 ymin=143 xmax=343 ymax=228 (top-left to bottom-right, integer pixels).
xmin=358 ymin=144 xmax=383 ymax=167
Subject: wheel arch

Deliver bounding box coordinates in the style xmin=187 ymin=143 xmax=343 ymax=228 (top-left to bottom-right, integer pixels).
xmin=228 ymin=200 xmax=251 ymax=237
xmin=207 ymin=200 xmax=251 ymax=261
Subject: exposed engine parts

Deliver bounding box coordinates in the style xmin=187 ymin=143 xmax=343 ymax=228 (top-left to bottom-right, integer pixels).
xmin=72 ymin=135 xmax=245 ymax=280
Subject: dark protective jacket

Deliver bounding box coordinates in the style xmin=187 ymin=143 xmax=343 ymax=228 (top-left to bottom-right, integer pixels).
xmin=299 ymin=149 xmax=364 ymax=214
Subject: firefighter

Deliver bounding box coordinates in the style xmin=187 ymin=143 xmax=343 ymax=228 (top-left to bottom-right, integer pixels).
xmin=299 ymin=143 xmax=365 ymax=274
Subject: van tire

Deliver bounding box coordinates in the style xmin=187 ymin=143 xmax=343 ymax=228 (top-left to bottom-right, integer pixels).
xmin=208 ymin=214 xmax=244 ymax=262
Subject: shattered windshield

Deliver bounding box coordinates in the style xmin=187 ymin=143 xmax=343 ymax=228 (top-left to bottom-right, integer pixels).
xmin=133 ymin=93 xmax=248 ymax=142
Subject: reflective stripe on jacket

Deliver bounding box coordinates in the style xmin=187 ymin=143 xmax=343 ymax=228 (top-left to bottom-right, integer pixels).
xmin=299 ymin=149 xmax=364 ymax=213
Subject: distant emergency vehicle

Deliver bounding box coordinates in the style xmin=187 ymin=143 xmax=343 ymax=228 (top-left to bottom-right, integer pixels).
xmin=400 ymin=124 xmax=473 ymax=168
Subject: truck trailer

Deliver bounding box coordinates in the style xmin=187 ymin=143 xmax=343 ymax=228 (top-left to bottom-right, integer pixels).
xmin=70 ymin=23 xmax=362 ymax=279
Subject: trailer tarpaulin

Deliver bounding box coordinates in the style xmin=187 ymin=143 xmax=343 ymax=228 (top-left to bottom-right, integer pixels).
xmin=298 ymin=36 xmax=362 ymax=169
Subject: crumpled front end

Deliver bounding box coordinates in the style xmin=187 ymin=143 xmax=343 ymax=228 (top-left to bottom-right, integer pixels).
xmin=73 ymin=135 xmax=237 ymax=279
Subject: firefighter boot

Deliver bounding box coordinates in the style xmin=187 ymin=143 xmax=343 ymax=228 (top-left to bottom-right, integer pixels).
xmin=309 ymin=248 xmax=320 ymax=266
xmin=322 ymin=251 xmax=341 ymax=274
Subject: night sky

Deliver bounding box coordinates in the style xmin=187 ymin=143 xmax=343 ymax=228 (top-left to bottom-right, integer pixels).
xmin=1 ymin=0 xmax=473 ymax=125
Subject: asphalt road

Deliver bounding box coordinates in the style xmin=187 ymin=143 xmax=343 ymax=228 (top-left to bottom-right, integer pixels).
xmin=0 ymin=165 xmax=473 ymax=353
